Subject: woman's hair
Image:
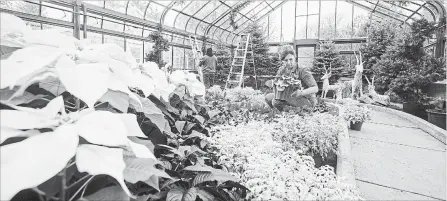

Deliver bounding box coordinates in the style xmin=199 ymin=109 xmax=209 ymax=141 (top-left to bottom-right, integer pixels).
xmin=206 ymin=48 xmax=213 ymax=57
xmin=279 ymin=45 xmax=296 ymax=61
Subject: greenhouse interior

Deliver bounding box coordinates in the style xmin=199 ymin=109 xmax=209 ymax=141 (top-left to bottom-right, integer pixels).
xmin=1 ymin=0 xmax=446 ymax=201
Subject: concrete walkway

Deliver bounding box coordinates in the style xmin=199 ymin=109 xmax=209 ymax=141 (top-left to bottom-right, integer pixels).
xmin=349 ymin=110 xmax=446 ymax=200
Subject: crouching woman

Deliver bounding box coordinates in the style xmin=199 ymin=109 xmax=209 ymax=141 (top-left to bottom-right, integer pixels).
xmin=265 ymin=47 xmax=319 ymax=111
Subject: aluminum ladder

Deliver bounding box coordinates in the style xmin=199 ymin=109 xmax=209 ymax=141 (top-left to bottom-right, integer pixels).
xmin=189 ymin=35 xmax=204 ymax=82
xmin=225 ymin=33 xmax=257 ymax=89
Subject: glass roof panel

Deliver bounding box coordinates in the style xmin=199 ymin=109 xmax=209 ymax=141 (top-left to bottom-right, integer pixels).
xmin=196 ymin=22 xmax=207 ymax=35
xmin=183 ymin=1 xmax=208 ymax=15
xmin=164 ymin=10 xmax=178 ymax=27
xmin=145 ymin=3 xmax=165 ymax=22
xmin=245 ymin=2 xmax=267 ymax=18
xmin=203 ymin=4 xmax=227 ymax=23
xmin=240 ymin=1 xmax=262 ymax=15
xmin=186 ymin=18 xmax=199 ymax=32
xmin=174 ymin=13 xmax=189 ymax=30
xmin=269 ymin=1 xmax=283 ymax=8
xmin=256 ymin=6 xmax=271 ymax=19
xmin=157 ymin=1 xmax=172 ymax=6
xmin=194 ymin=2 xmax=216 ymax=19
xmin=83 ymin=1 xmax=104 ymax=7
xmin=173 ymin=1 xmax=191 ymax=10
xmin=104 ymin=1 xmax=126 ymax=13
xmin=41 ymin=1 xmax=72 ymax=22
xmin=224 ymin=1 xmax=239 ymax=7
xmin=127 ymin=1 xmax=147 ymax=18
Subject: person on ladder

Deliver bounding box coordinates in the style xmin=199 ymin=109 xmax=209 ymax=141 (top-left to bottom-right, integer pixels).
xmin=199 ymin=48 xmax=218 ymax=88
xmin=265 ymin=45 xmax=319 ymax=111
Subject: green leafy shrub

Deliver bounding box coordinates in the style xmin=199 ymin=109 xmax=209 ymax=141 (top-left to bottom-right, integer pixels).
xmin=371 ymin=19 xmax=446 ymax=102
xmin=313 ymin=41 xmax=344 ymax=83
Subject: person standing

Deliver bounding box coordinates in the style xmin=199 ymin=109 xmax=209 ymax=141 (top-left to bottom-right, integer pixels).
xmin=265 ymin=46 xmax=319 ymax=111
xmin=199 ymin=48 xmax=218 ymax=87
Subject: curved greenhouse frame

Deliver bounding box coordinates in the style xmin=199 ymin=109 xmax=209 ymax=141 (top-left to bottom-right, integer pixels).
xmin=1 ymin=0 xmax=445 ymax=69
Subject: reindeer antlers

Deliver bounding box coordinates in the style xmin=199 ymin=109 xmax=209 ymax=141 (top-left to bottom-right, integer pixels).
xmin=364 ymin=75 xmax=376 ymax=85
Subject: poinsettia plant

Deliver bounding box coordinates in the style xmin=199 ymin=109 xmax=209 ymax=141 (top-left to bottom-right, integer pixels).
xmin=1 ymin=13 xmax=247 ymax=201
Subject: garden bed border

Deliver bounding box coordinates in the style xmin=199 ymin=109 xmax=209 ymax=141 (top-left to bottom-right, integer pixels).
xmin=323 ymin=98 xmax=447 ymax=144
xmin=326 ymin=102 xmax=357 ymax=188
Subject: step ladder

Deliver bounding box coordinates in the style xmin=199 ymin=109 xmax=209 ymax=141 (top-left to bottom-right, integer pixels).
xmin=189 ymin=35 xmax=204 ymax=82
xmin=225 ymin=33 xmax=257 ymax=90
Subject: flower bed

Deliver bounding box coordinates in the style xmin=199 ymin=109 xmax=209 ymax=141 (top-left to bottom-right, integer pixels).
xmin=272 ymin=112 xmax=343 ymax=168
xmin=209 ymin=121 xmax=363 ymax=200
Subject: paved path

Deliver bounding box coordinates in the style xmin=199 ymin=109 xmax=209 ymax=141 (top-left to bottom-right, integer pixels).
xmin=349 ymin=110 xmax=446 ymax=200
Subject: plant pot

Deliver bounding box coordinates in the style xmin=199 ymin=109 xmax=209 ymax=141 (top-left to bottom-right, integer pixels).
xmin=350 ymin=121 xmax=363 ymax=131
xmin=427 ymin=110 xmax=446 ymax=130
xmin=273 ymin=85 xmax=293 ymax=100
xmin=403 ymin=102 xmax=428 ymax=120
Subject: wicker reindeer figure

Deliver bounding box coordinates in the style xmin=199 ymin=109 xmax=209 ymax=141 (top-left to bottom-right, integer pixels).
xmin=321 ymin=63 xmax=339 ymax=99
xmin=365 ymin=75 xmax=391 ymax=106
xmin=351 ymin=51 xmax=364 ymax=99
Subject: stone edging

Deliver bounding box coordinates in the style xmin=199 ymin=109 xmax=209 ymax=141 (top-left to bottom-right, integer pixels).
xmin=323 ymin=98 xmax=447 ymax=144
xmin=326 ymin=103 xmax=357 ymax=188
xmin=365 ymin=104 xmax=447 ymax=144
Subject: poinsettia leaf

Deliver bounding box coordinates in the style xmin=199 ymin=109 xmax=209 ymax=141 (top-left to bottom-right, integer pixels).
xmin=82 ymin=186 xmax=130 ymax=201
xmin=123 ymin=157 xmax=171 ymax=183
xmin=39 ymin=76 xmax=66 ymax=96
xmin=0 ymin=45 xmax=63 ymax=89
xmin=0 ymin=128 xmax=40 ymax=144
xmin=0 ymin=109 xmax=60 ymax=130
xmin=175 ymin=121 xmax=186 ymax=134
xmin=182 ymin=99 xmax=198 ymax=114
xmin=143 ymin=175 xmax=160 ymax=192
xmin=159 ymin=160 xmax=172 ymax=170
xmin=193 ymin=115 xmax=205 ymax=125
xmin=183 ymin=122 xmax=197 ymax=135
xmin=57 ymin=59 xmax=109 ymax=108
xmin=119 ymin=113 xmax=147 ymax=138
xmin=127 ymin=140 xmax=156 ymax=159
xmin=182 ymin=164 xmax=214 ymax=172
xmin=199 ymin=140 xmax=209 ymax=149
xmin=196 ymin=188 xmax=215 ymax=201
xmin=182 ymin=187 xmax=197 ymax=201
xmin=99 ymin=90 xmax=130 ymax=113
xmin=74 ymin=111 xmax=128 ymax=146
xmin=128 ymin=136 xmax=155 ymax=153
xmin=166 ymin=187 xmax=185 ymax=201
xmin=75 ymin=144 xmax=133 ymax=198
xmin=0 ymin=124 xmax=78 ymax=201
xmin=130 ymin=96 xmax=167 ymax=133
xmin=8 ymin=71 xmax=57 ymax=101
xmin=187 ymin=130 xmax=206 ymax=140
xmin=192 ymin=169 xmax=238 ymax=187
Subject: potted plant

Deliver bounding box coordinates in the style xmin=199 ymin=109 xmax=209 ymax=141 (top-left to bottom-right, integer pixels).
xmin=272 ymin=75 xmax=302 ymax=100
xmin=426 ymin=97 xmax=446 ymax=130
xmin=343 ymin=104 xmax=372 ymax=131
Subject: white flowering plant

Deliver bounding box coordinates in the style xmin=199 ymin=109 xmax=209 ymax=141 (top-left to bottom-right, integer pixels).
xmin=209 ymin=121 xmax=363 ymax=200
xmin=272 ymin=112 xmax=342 ymax=160
xmin=1 ymin=13 xmax=247 ymax=201
xmin=342 ymin=104 xmax=372 ymax=124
